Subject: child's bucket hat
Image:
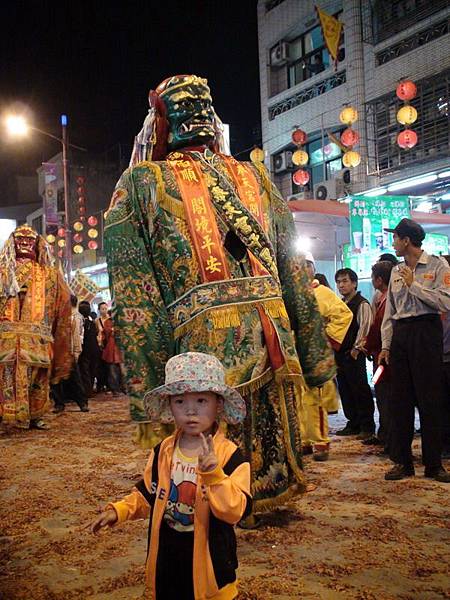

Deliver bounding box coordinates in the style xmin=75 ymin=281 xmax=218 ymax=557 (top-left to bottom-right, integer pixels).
xmin=143 ymin=352 xmax=246 ymax=425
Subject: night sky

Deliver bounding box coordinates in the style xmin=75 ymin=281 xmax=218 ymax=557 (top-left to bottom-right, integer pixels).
xmin=0 ymin=0 xmax=260 ymax=201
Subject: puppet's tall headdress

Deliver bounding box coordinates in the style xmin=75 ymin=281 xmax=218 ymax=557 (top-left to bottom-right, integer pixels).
xmin=0 ymin=225 xmax=54 ymax=298
xmin=129 ymin=74 xmax=230 ymax=167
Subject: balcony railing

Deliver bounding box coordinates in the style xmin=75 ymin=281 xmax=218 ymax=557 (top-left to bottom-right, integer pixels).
xmin=376 ymin=17 xmax=450 ymax=65
xmin=268 ymin=71 xmax=346 ymax=120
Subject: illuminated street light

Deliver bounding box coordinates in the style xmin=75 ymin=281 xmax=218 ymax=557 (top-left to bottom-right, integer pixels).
xmin=5 ymin=115 xmax=29 ymax=137
xmin=3 ymin=112 xmax=86 ymax=281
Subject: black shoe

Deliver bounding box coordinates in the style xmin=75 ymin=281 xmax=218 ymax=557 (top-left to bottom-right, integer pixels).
xmin=357 ymin=431 xmax=376 ymax=441
xmin=361 ymin=435 xmax=382 ymax=446
xmin=313 ymin=451 xmax=329 ymax=462
xmin=385 ymin=464 xmax=415 ymax=480
xmin=80 ymin=406 xmax=89 ymax=412
xmin=424 ymin=467 xmax=450 ymax=483
xmin=335 ymin=425 xmax=360 ymax=436
xmin=302 ymin=445 xmax=313 ymax=456
xmin=52 ymin=406 xmax=65 ymax=414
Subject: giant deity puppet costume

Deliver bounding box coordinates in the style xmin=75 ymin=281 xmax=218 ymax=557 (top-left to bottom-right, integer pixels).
xmin=104 ymin=75 xmax=336 ymax=511
xmin=0 ymin=225 xmax=72 ymax=429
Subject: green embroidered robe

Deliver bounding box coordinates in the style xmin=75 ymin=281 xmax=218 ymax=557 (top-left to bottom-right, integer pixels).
xmin=104 ymin=150 xmax=336 ymax=508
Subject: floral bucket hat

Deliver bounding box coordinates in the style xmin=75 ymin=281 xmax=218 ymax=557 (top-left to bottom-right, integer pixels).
xmin=143 ymin=352 xmax=246 ymax=425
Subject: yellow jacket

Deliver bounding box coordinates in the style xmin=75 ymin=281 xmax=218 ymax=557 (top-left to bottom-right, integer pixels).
xmin=110 ymin=429 xmax=251 ymax=599
xmin=302 ymin=282 xmax=352 ymax=410
xmin=312 ymin=281 xmax=352 ymax=349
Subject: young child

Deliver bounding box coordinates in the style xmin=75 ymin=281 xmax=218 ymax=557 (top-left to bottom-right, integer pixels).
xmin=90 ymin=352 xmax=251 ymax=599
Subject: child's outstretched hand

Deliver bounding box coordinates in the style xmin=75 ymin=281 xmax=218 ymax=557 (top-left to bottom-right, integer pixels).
xmin=198 ymin=433 xmax=218 ymax=472
xmin=89 ymin=509 xmax=118 ymax=534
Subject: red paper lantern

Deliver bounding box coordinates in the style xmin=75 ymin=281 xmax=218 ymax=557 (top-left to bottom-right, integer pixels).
xmin=396 ymin=80 xmax=417 ymax=102
xmin=80 ymin=216 xmax=86 ymax=222
xmin=57 ymin=227 xmax=66 ymax=238
xmin=292 ymin=129 xmax=308 ymax=146
xmin=340 ymin=128 xmax=360 ymax=148
xmin=76 ymin=176 xmax=85 ymax=185
xmin=76 ymin=186 xmax=85 ymax=196
xmin=292 ymin=169 xmax=310 ymax=186
xmin=78 ymin=196 xmax=86 ymax=205
xmin=88 ymin=240 xmax=98 ymax=250
xmin=73 ymin=233 xmax=83 ymax=243
xmin=397 ymin=129 xmax=418 ymax=149
xmin=87 ymin=215 xmax=98 ymax=227
xmin=79 ymin=205 xmax=86 ymax=215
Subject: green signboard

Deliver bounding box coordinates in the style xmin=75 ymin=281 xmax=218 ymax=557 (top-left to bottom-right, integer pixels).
xmin=422 ymin=233 xmax=448 ymax=257
xmin=347 ymin=195 xmax=410 ymax=278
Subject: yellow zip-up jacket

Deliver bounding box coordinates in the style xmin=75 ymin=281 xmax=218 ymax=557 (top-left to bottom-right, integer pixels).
xmin=312 ymin=281 xmax=353 ymax=349
xmin=110 ymin=429 xmax=251 ymax=599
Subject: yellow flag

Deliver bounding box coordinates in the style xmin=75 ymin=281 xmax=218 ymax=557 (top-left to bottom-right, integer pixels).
xmin=316 ymin=6 xmax=343 ymax=64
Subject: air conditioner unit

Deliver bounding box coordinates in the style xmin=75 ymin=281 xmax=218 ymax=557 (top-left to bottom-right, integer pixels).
xmin=270 ymin=42 xmax=290 ymax=67
xmin=314 ymin=178 xmax=346 ymax=201
xmin=288 ymin=191 xmax=313 ymax=201
xmin=273 ymin=150 xmax=293 ymax=173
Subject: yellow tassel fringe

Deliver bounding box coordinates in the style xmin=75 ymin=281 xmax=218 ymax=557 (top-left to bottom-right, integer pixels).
xmin=159 ymin=193 xmax=186 ymax=221
xmin=174 ymin=297 xmax=287 ymax=339
xmin=253 ymin=483 xmax=304 ymax=514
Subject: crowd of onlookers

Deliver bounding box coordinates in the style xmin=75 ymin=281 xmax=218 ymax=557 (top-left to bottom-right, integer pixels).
xmin=303 ymin=218 xmax=450 ymax=483
xmin=51 ymin=298 xmax=125 ymax=413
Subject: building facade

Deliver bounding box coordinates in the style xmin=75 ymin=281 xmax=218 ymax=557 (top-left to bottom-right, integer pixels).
xmin=258 ymin=0 xmax=450 ymax=201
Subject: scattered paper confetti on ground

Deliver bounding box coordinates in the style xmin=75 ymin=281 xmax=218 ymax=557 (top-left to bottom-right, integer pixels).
xmin=1 ymin=397 xmax=449 ymax=599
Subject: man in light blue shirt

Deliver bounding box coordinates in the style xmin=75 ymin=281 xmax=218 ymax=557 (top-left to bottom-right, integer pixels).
xmin=380 ymin=218 xmax=450 ymax=483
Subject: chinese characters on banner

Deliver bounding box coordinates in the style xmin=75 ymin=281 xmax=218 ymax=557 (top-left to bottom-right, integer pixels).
xmin=347 ymin=195 xmax=410 ymax=278
xmin=168 ymin=153 xmax=229 ymax=282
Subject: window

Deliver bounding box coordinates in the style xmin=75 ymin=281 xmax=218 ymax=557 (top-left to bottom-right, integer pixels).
xmin=372 ymin=0 xmax=448 ymax=43
xmin=32 ymin=215 xmax=43 ymax=235
xmin=270 ymin=11 xmax=344 ymax=96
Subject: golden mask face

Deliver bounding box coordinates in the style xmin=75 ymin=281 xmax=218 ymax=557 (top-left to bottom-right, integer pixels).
xmin=13 ymin=226 xmax=38 ymax=259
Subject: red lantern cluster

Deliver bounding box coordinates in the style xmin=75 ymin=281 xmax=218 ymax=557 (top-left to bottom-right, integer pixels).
xmin=86 ymin=213 xmax=99 ymax=251
xmin=396 ymin=79 xmax=418 ymax=150
xmin=291 ymin=128 xmax=310 ymax=187
xmin=73 ymin=175 xmax=87 ymax=254
xmin=338 ymin=107 xmax=361 ymax=168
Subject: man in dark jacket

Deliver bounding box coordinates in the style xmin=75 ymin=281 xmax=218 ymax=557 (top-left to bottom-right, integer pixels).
xmin=334 ymin=268 xmax=375 ymax=439
xmin=78 ymin=301 xmax=100 ymax=398
xmin=364 ymin=261 xmax=395 ymax=449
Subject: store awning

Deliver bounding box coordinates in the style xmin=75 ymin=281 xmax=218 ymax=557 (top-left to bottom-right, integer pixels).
xmin=288 ymin=200 xmax=450 ymax=225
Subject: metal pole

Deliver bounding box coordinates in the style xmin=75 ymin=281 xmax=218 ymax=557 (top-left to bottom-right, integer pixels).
xmin=321 ymin=112 xmax=326 ymax=182
xmin=61 ymin=115 xmax=72 ymax=281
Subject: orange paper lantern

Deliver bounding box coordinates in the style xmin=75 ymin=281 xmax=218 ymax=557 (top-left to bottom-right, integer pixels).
xmin=340 ymin=128 xmax=360 ymax=148
xmin=292 ymin=129 xmax=308 ymax=145
xmin=292 ymin=169 xmax=310 ymax=186
xmin=73 ymin=221 xmax=84 ymax=232
xmin=397 ymin=129 xmax=418 ymax=149
xmin=396 ymin=80 xmax=417 ymax=101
